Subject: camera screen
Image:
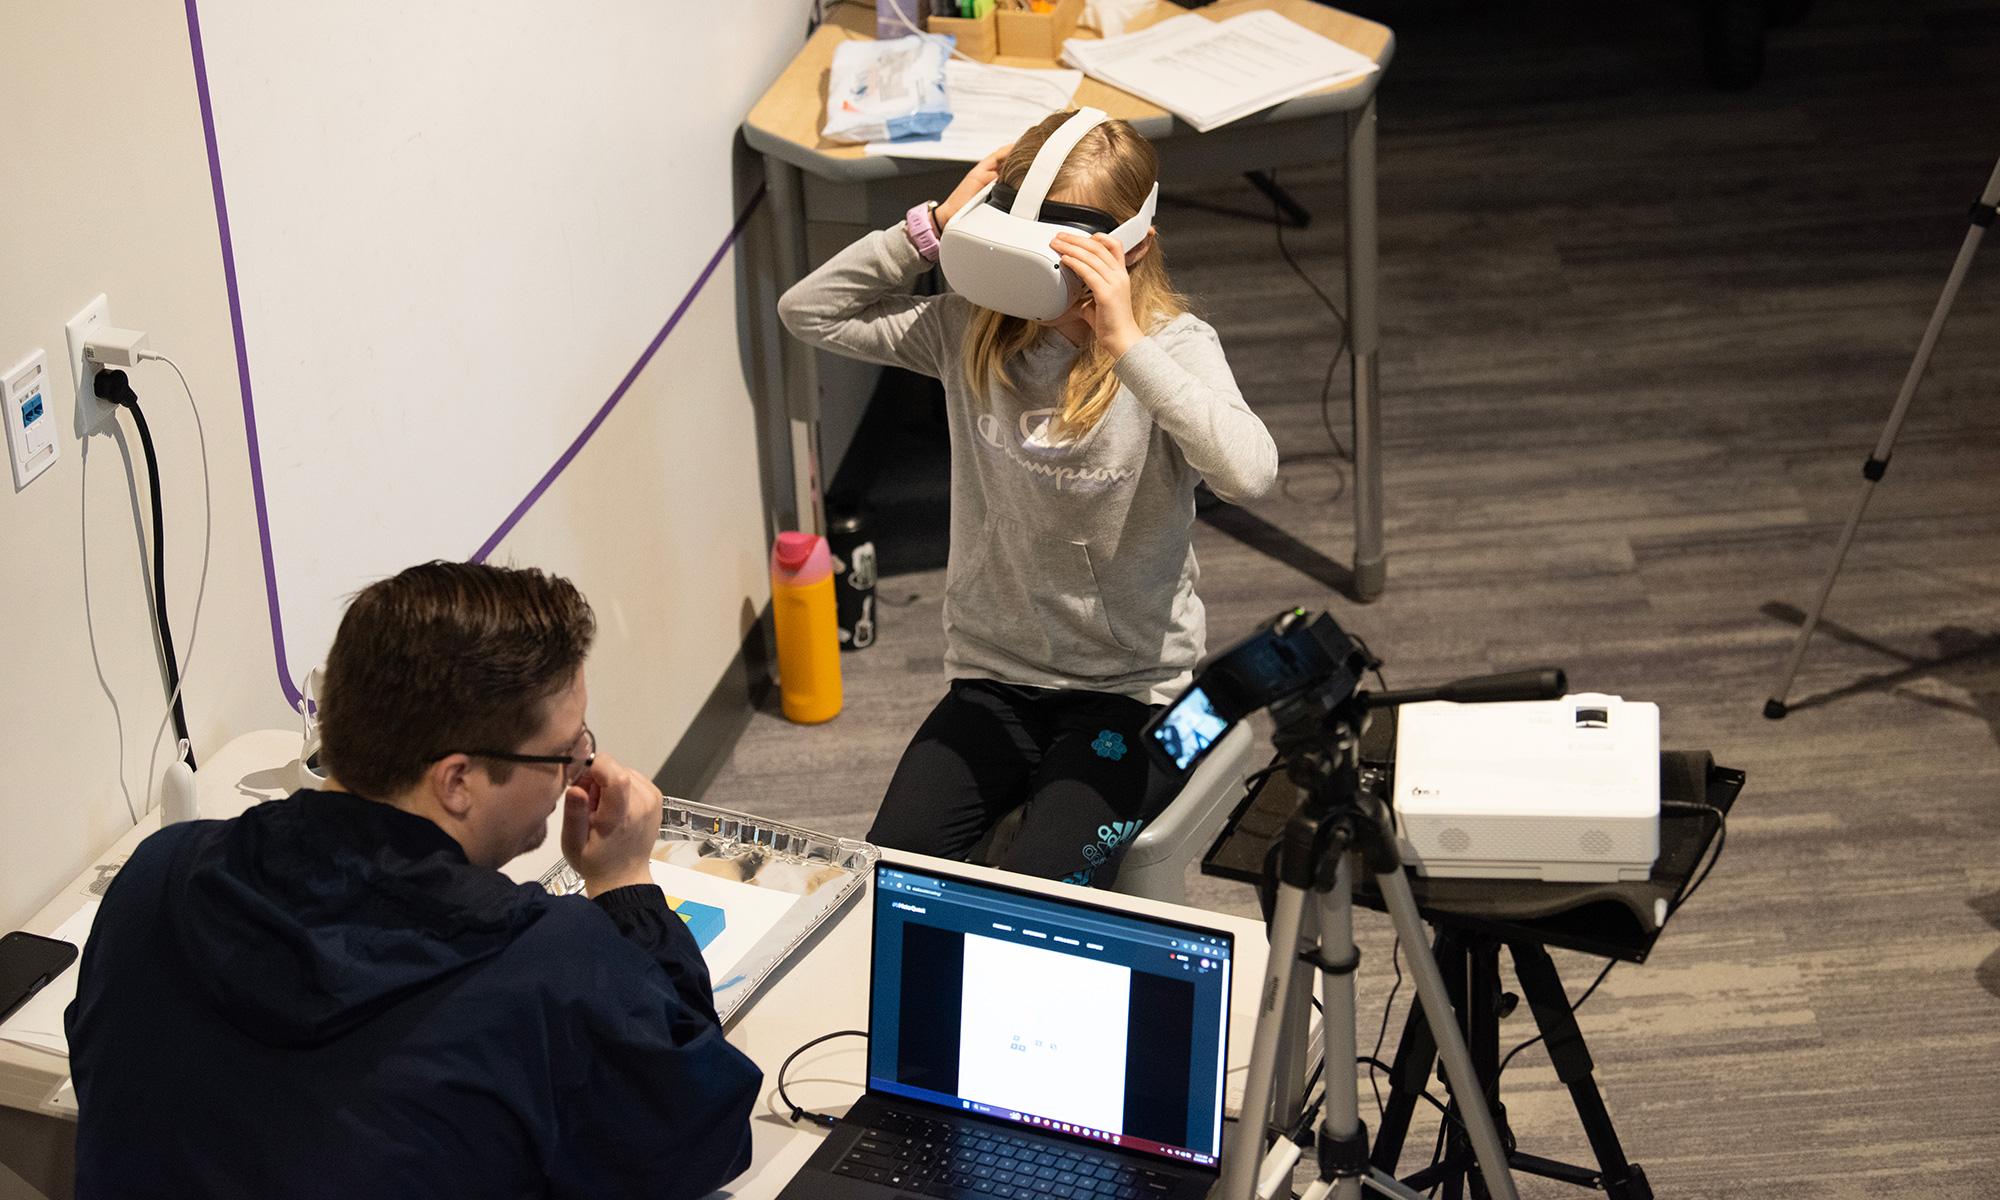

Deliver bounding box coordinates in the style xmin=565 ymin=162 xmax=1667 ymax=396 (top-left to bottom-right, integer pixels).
xmin=1152 ymin=687 xmax=1229 ymax=772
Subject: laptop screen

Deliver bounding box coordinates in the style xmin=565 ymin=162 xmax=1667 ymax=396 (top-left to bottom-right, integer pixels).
xmin=869 ymin=865 xmax=1233 ymax=1167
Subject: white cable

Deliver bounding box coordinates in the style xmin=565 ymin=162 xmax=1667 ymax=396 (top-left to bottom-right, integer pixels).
xmin=135 ymin=351 xmax=213 ymax=816
xmin=80 ymin=437 xmax=140 ymax=825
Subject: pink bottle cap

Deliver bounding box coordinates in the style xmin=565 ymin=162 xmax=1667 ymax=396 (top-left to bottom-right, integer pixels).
xmin=774 ymin=531 xmax=818 ymax=572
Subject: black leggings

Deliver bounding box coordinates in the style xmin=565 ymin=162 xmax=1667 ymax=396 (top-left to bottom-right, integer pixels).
xmin=868 ymin=679 xmax=1181 ymax=887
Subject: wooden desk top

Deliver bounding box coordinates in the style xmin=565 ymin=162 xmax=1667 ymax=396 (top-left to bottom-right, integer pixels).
xmin=744 ymin=0 xmax=1393 ymax=172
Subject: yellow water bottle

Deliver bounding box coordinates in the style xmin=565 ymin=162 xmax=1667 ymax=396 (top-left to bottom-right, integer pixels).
xmin=771 ymin=531 xmax=843 ymax=724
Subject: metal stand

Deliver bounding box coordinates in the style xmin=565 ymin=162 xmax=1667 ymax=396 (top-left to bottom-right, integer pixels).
xmin=1346 ymin=98 xmax=1385 ymax=603
xmin=1219 ymin=730 xmax=1518 ymax=1200
xmin=1371 ymin=932 xmax=1650 ymax=1199
xmin=1765 ymin=154 xmax=2000 ymax=718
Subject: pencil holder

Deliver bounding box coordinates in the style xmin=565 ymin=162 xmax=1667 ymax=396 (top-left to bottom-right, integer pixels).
xmin=996 ymin=0 xmax=1085 ymax=61
xmin=928 ymin=10 xmax=998 ymax=61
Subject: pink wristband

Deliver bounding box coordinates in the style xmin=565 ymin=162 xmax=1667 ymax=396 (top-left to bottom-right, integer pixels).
xmin=906 ymin=202 xmax=941 ymax=262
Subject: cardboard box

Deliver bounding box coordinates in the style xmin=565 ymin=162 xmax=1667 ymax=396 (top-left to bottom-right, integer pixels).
xmin=928 ymin=10 xmax=997 ymax=61
xmin=996 ymin=0 xmax=1086 ymax=62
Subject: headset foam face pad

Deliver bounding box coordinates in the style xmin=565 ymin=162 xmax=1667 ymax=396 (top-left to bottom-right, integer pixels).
xmin=990 ymin=182 xmax=1119 ymax=235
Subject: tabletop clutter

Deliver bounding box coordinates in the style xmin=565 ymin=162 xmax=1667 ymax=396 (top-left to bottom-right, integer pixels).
xmin=823 ymin=2 xmax=1380 ymax=153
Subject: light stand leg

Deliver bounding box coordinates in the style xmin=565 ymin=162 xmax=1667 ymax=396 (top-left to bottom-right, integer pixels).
xmin=1766 ymin=154 xmax=2000 ymax=717
xmin=1377 ymin=868 xmax=1520 ymax=1200
xmin=1347 ymin=97 xmax=1386 ymax=603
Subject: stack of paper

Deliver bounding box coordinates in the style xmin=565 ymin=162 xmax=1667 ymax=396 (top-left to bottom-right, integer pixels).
xmin=1060 ymin=10 xmax=1377 ymax=133
xmin=868 ymin=61 xmax=1086 ymax=161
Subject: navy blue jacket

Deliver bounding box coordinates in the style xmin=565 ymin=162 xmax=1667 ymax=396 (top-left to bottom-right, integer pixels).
xmin=66 ymin=789 xmax=761 ymax=1199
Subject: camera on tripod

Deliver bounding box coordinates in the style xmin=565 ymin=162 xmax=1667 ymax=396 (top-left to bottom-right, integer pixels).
xmin=1140 ymin=606 xmax=1574 ymax=1200
xmin=1141 ymin=606 xmax=1569 ymax=804
xmin=1137 ymin=608 xmax=1727 ymax=1200
xmin=1140 ymin=607 xmax=1367 ymax=780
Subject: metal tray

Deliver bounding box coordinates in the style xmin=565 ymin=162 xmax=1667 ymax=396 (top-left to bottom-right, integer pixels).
xmin=540 ymin=800 xmax=876 ymax=1023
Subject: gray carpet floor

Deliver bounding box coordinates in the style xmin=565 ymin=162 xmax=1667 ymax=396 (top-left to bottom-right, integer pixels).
xmin=706 ymin=0 xmax=2000 ymax=1192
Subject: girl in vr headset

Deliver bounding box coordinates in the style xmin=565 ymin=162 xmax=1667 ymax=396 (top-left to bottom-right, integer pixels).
xmin=778 ymin=109 xmax=1276 ymax=888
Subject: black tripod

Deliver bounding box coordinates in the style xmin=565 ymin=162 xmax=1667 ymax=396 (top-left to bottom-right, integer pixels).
xmin=1346 ymin=749 xmax=1743 ymax=1199
xmin=1371 ymin=932 xmax=1648 ymax=1199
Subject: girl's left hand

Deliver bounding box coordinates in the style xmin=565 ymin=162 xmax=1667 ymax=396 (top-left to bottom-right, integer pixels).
xmin=1052 ymin=230 xmax=1152 ymax=358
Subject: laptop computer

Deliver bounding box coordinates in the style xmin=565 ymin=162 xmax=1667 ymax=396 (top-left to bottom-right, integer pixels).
xmin=778 ymin=862 xmax=1235 ymax=1200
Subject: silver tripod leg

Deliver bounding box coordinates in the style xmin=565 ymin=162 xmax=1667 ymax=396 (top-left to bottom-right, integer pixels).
xmin=1220 ymin=878 xmax=1308 ymax=1200
xmin=1766 ymin=153 xmax=2000 ymax=716
xmin=1219 ymin=861 xmax=1519 ymax=1200
xmin=1305 ymin=858 xmax=1367 ymax=1200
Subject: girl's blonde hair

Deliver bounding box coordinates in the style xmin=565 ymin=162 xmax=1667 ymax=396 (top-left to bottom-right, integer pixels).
xmin=962 ymin=112 xmax=1187 ymax=440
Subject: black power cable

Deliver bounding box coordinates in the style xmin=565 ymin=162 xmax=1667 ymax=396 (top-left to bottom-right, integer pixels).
xmin=92 ymin=369 xmax=195 ymax=771
xmin=1492 ymin=800 xmax=1727 ymax=1088
xmin=1265 ymin=169 xmax=1354 ymax=507
xmin=779 ymin=1029 xmax=868 ymax=1128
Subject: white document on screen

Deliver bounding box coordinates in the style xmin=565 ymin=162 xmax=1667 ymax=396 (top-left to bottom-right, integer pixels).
xmin=957 ymin=933 xmax=1131 ymax=1132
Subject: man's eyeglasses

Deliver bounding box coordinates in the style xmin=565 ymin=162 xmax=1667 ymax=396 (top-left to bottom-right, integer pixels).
xmin=435 ymin=727 xmax=595 ymax=789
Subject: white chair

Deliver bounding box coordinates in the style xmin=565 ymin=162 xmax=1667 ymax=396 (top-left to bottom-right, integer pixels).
xmin=1109 ymin=723 xmax=1259 ymax=905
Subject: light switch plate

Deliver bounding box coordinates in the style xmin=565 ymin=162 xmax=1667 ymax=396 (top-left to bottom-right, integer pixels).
xmin=65 ymin=294 xmax=118 ymax=437
xmin=2 ymin=350 xmax=59 ymax=489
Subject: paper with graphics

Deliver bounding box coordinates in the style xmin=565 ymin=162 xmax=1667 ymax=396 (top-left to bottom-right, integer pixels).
xmin=544 ymin=803 xmax=877 ymax=1023
xmin=0 ymin=902 xmax=98 ymax=1055
xmin=867 ymin=62 xmax=1084 ymax=161
xmin=646 ymin=860 xmax=800 ymax=989
xmin=1061 ymin=10 xmax=1376 ymax=133
xmin=662 ymin=895 xmax=728 ymax=950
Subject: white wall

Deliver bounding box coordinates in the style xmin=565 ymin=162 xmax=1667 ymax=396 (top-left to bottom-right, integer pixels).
xmin=0 ymin=2 xmax=799 ymax=932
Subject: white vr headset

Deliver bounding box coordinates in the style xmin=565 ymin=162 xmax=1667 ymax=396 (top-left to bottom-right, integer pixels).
xmin=938 ymin=107 xmax=1160 ymax=321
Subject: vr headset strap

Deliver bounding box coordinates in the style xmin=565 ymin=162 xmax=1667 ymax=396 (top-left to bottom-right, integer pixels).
xmin=1109 ymin=183 xmax=1160 ymax=252
xmin=1009 ymin=107 xmax=1109 ymax=221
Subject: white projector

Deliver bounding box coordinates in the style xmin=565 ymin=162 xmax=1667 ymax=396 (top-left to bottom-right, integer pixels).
xmin=1391 ymin=693 xmax=1659 ymax=883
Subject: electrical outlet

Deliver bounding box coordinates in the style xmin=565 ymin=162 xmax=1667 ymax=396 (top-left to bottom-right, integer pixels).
xmin=65 ymin=294 xmax=118 ymax=436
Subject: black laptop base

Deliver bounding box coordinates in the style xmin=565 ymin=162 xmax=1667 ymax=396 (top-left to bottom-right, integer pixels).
xmin=779 ymin=1092 xmax=1209 ymax=1200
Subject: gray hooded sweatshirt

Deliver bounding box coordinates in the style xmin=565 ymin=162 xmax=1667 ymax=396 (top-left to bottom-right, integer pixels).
xmin=778 ymin=225 xmax=1278 ymax=704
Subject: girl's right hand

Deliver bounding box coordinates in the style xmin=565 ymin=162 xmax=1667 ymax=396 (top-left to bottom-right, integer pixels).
xmin=936 ymin=142 xmax=1014 ymax=229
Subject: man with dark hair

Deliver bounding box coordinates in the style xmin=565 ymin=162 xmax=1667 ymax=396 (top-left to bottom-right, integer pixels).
xmin=67 ymin=561 xmax=761 ymax=1200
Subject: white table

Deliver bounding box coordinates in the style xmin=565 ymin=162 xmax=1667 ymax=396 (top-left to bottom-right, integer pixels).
xmin=0 ymin=734 xmax=1271 ymax=1200
xmin=712 ymin=848 xmax=1272 ymax=1199
xmin=0 ymin=729 xmax=303 ymax=1119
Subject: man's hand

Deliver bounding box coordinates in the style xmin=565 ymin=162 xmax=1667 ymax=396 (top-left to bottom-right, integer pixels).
xmin=935 ymin=142 xmax=1014 ymax=229
xmin=561 ymin=752 xmax=662 ymax=898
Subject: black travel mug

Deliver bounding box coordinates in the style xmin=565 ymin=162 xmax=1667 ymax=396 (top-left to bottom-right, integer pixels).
xmin=826 ymin=508 xmax=878 ymax=652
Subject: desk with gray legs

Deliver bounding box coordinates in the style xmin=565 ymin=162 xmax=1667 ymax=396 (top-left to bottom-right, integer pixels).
xmin=742 ymin=0 xmax=1395 ymax=600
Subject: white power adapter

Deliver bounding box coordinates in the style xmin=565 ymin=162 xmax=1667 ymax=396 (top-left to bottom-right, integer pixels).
xmin=82 ymin=326 xmax=151 ymax=371
xmin=161 ymin=740 xmax=198 ymax=826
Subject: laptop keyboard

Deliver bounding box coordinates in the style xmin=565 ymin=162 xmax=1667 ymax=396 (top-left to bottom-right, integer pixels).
xmin=831 ymin=1109 xmax=1178 ymax=1198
